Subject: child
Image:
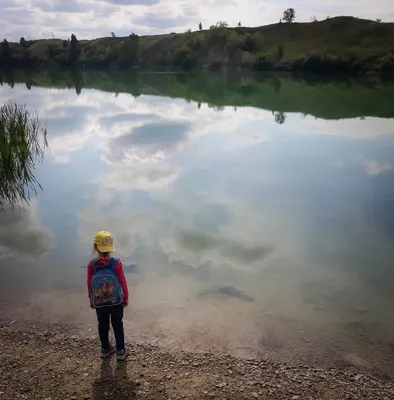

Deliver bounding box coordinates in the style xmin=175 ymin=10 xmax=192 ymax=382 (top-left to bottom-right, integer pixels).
xmin=87 ymin=231 xmax=129 ymax=360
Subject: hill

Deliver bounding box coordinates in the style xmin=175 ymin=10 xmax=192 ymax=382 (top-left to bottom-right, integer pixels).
xmin=1 ymin=17 xmax=394 ymax=72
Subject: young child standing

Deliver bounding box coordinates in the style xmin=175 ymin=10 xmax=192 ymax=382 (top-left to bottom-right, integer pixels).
xmin=87 ymin=231 xmax=129 ymax=360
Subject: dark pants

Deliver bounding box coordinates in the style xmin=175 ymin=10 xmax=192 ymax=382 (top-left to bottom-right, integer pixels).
xmin=96 ymin=304 xmax=125 ymax=351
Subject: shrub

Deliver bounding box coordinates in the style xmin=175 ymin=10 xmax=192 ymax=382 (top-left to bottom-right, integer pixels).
xmin=185 ymin=32 xmax=204 ymax=50
xmin=173 ymin=45 xmax=197 ymax=69
xmin=119 ymin=33 xmax=139 ymax=67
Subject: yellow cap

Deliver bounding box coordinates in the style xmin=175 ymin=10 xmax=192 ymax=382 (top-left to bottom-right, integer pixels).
xmin=94 ymin=231 xmax=115 ymax=253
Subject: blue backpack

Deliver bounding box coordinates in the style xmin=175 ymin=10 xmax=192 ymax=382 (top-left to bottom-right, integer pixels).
xmin=90 ymin=257 xmax=124 ymax=308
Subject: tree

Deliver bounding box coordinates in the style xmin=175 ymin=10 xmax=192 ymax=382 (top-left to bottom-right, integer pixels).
xmin=199 ymin=22 xmax=202 ymax=31
xmin=283 ymin=8 xmax=296 ymax=23
xmin=311 ymin=16 xmax=318 ymax=22
xmin=0 ymin=39 xmax=11 ymax=62
xmin=20 ymin=37 xmax=27 ymax=47
xmin=274 ymin=111 xmax=286 ymax=125
xmin=119 ymin=33 xmax=139 ymax=67
xmin=238 ymin=21 xmax=241 ymax=27
xmin=69 ymin=33 xmax=81 ymax=64
xmin=376 ymin=18 xmax=382 ymax=23
xmin=111 ymin=32 xmax=116 ymax=38
xmin=210 ymin=21 xmax=228 ymax=29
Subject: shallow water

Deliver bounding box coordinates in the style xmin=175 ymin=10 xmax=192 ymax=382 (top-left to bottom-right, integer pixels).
xmin=1 ymin=71 xmax=394 ymax=374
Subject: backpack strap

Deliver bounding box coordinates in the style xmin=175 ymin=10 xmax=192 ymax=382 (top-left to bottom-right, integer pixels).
xmin=90 ymin=257 xmax=119 ymax=273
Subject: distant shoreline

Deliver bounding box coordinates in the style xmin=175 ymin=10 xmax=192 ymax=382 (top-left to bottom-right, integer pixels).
xmin=1 ymin=16 xmax=393 ymax=74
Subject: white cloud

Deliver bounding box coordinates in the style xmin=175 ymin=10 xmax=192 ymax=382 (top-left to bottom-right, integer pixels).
xmin=1 ymin=0 xmax=393 ymax=41
xmin=0 ymin=200 xmax=54 ymax=261
xmin=364 ymin=160 xmax=393 ymax=175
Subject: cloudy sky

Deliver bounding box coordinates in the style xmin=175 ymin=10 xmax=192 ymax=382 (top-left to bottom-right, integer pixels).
xmin=1 ymin=0 xmax=393 ymax=41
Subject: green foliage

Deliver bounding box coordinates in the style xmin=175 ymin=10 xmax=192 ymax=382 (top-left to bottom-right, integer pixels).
xmin=210 ymin=21 xmax=228 ymax=29
xmin=107 ymin=45 xmax=119 ymax=62
xmin=378 ymin=54 xmax=394 ymax=71
xmin=119 ymin=33 xmax=139 ymax=67
xmin=241 ymin=33 xmax=257 ymax=52
xmin=225 ymin=34 xmax=244 ymax=56
xmin=208 ymin=22 xmax=230 ymax=46
xmin=253 ymin=53 xmax=275 ymax=70
xmin=172 ymin=44 xmax=197 ymax=69
xmin=240 ymin=52 xmax=256 ymax=67
xmin=283 ymin=8 xmax=296 ymax=23
xmin=277 ymin=45 xmax=284 ymax=60
xmin=0 ymin=101 xmax=48 ymax=208
xmin=185 ymin=31 xmax=204 ymax=50
xmin=1 ymin=39 xmax=12 ymax=62
xmin=68 ymin=34 xmax=81 ymax=64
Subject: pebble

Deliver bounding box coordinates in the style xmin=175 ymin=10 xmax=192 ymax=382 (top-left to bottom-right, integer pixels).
xmin=252 ymin=392 xmax=258 ymax=398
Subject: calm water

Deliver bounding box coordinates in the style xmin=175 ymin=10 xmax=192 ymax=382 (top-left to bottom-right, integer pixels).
xmin=1 ymin=71 xmax=394 ymax=374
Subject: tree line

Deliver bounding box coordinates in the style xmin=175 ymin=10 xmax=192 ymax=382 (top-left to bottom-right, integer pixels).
xmin=0 ymin=32 xmax=140 ymax=68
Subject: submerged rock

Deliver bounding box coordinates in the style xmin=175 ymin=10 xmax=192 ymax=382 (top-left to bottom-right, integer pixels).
xmin=198 ymin=285 xmax=255 ymax=302
xmin=218 ymin=285 xmax=255 ymax=302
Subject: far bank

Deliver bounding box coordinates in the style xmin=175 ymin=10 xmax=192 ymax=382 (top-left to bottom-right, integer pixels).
xmin=1 ymin=16 xmax=394 ymax=74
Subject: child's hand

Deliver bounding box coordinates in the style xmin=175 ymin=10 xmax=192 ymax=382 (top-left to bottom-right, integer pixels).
xmin=123 ymin=300 xmax=129 ymax=308
xmin=90 ymin=303 xmax=95 ymax=309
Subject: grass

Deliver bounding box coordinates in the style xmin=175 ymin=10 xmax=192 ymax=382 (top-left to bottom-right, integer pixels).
xmin=0 ymin=101 xmax=48 ymax=209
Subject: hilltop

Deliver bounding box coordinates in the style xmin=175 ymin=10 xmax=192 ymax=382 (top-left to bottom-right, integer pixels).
xmin=1 ymin=16 xmax=394 ymax=73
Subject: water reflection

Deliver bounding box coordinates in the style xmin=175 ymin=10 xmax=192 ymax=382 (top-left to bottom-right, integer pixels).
xmin=0 ymin=71 xmax=394 ymax=374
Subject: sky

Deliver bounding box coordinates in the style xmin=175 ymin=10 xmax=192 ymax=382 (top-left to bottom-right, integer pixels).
xmin=1 ymin=0 xmax=394 ymax=41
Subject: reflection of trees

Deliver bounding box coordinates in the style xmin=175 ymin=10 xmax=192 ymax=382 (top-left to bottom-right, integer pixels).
xmin=0 ymin=102 xmax=48 ymax=209
xmin=274 ymin=111 xmax=287 ymax=125
xmin=208 ymin=103 xmax=225 ymax=112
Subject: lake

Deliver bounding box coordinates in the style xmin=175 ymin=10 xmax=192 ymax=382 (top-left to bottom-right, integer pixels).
xmin=1 ymin=70 xmax=394 ymax=376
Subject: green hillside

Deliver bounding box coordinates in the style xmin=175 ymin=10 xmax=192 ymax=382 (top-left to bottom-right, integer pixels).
xmin=1 ymin=17 xmax=394 ymax=72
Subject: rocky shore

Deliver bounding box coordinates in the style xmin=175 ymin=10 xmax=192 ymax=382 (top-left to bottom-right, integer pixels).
xmin=0 ymin=325 xmax=393 ymax=400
